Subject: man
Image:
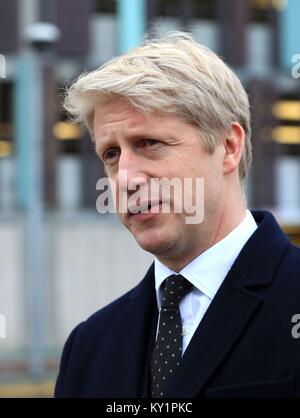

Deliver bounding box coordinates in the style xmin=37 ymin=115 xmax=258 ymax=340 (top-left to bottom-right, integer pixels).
xmin=55 ymin=32 xmax=300 ymax=398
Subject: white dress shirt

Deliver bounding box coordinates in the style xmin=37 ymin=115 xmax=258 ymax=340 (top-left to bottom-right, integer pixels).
xmin=154 ymin=209 xmax=258 ymax=355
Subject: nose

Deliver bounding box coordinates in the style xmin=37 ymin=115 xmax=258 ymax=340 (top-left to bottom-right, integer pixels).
xmin=117 ymin=150 xmax=149 ymax=193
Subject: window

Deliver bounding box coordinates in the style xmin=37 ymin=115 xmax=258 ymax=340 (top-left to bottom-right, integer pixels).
xmin=250 ymin=0 xmax=286 ymax=22
xmin=272 ymin=94 xmax=300 ymax=155
xmin=0 ymin=81 xmax=13 ymax=158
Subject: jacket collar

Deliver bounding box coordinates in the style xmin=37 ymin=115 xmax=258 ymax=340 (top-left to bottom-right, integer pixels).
xmin=166 ymin=210 xmax=290 ymax=397
xmin=229 ymin=210 xmax=290 ymax=288
xmin=106 ymin=210 xmax=290 ymax=397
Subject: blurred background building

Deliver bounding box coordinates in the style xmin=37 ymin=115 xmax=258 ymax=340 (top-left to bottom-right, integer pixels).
xmin=0 ymin=0 xmax=300 ymax=397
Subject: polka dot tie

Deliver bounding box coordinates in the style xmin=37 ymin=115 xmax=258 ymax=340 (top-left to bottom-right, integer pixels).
xmin=151 ymin=274 xmax=193 ymax=398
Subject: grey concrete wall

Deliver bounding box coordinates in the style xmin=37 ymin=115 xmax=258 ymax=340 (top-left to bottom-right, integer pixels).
xmin=0 ymin=214 xmax=153 ymax=358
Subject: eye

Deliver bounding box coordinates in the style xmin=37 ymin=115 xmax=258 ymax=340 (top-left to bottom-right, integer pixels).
xmin=143 ymin=139 xmax=160 ymax=147
xmin=102 ymin=148 xmax=120 ymax=164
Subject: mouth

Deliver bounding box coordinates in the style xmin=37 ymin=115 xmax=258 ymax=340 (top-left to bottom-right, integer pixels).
xmin=127 ymin=201 xmax=166 ymax=220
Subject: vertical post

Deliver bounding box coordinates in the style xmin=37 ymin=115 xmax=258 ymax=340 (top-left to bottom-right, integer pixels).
xmin=15 ymin=31 xmax=49 ymax=379
xmin=24 ymin=47 xmax=46 ymax=378
xmin=269 ymin=4 xmax=280 ymax=68
xmin=117 ymin=0 xmax=146 ymax=54
xmin=249 ymin=79 xmax=279 ymax=209
xmin=15 ymin=2 xmax=59 ymax=379
xmin=216 ymin=0 xmax=248 ymax=67
xmin=14 ymin=55 xmax=30 ymax=209
xmin=14 ymin=1 xmax=41 ymax=210
xmin=43 ymin=57 xmax=58 ymax=207
xmin=278 ymin=0 xmax=300 ymax=71
xmin=55 ymin=0 xmax=92 ymax=56
xmin=15 ymin=45 xmax=47 ymax=378
xmin=0 ymin=0 xmax=19 ymax=52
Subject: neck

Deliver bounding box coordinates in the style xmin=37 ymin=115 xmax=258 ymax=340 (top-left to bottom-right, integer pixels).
xmin=157 ymin=185 xmax=247 ymax=272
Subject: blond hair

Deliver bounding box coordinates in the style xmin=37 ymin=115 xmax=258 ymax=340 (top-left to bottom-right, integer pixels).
xmin=64 ymin=32 xmax=252 ymax=179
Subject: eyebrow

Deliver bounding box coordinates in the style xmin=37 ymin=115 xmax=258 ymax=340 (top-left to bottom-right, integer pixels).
xmin=94 ymin=132 xmax=178 ymax=159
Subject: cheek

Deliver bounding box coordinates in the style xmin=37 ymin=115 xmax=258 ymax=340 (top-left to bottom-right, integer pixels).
xmin=112 ymin=180 xmax=125 ymax=210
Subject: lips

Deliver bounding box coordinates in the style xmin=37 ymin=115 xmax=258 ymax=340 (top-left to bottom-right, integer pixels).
xmin=128 ymin=200 xmax=162 ymax=216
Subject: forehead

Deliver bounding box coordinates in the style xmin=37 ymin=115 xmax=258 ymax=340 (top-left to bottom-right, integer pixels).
xmin=93 ymin=99 xmax=189 ymax=142
xmin=94 ymin=100 xmax=148 ymax=134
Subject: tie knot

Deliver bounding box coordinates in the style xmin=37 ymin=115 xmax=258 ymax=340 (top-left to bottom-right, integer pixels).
xmin=161 ymin=274 xmax=193 ymax=309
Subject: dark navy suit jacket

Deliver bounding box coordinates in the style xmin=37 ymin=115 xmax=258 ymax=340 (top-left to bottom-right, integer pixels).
xmin=55 ymin=211 xmax=300 ymax=398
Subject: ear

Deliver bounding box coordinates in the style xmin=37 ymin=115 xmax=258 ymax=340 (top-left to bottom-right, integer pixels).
xmin=222 ymin=122 xmax=245 ymax=175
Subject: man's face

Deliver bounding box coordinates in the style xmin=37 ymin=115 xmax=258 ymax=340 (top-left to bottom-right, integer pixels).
xmin=94 ymin=99 xmax=226 ymax=268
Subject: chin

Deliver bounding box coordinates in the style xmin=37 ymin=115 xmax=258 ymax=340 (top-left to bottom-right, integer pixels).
xmin=135 ymin=236 xmax=165 ymax=254
xmin=124 ymin=214 xmax=180 ymax=254
xmin=134 ymin=230 xmax=176 ymax=256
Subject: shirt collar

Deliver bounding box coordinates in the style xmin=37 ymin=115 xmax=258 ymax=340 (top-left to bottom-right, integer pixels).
xmin=154 ymin=209 xmax=258 ymax=306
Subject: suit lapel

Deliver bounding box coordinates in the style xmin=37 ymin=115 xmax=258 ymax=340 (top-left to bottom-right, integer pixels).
xmin=166 ymin=210 xmax=290 ymax=397
xmin=106 ymin=264 xmax=157 ymax=397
